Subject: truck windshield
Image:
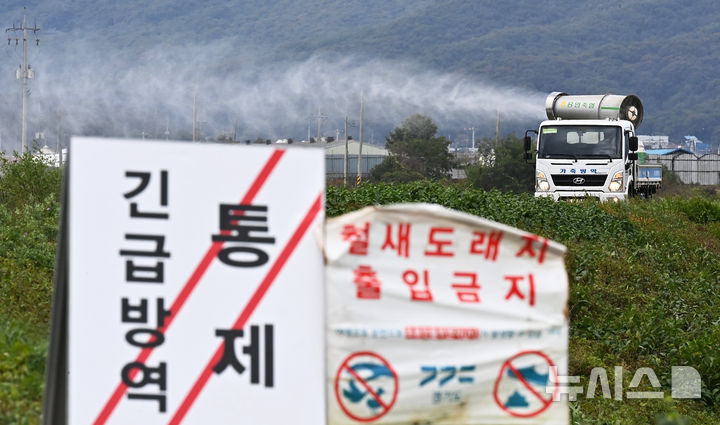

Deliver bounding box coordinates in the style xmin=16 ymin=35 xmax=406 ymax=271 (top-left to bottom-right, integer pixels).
xmin=538 ymin=125 xmax=622 ymax=159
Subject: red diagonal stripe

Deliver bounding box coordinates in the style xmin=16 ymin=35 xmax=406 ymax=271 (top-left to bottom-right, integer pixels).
xmin=506 ymin=362 xmax=552 ymax=407
xmin=343 ymin=365 xmax=390 ymax=410
xmin=168 ymin=193 xmax=324 ymax=424
xmin=93 ymin=149 xmax=286 ymax=425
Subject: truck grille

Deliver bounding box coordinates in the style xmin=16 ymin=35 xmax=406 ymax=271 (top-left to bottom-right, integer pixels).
xmin=551 ymin=174 xmax=608 ymax=187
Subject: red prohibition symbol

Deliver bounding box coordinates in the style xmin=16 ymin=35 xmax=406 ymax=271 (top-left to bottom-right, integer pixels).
xmin=334 ymin=351 xmax=399 ymax=422
xmin=493 ymin=350 xmax=559 ymax=418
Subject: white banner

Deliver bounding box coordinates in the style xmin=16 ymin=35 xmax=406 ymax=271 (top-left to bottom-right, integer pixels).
xmin=68 ymin=138 xmax=326 ymax=424
xmin=326 ymin=204 xmax=569 ymax=424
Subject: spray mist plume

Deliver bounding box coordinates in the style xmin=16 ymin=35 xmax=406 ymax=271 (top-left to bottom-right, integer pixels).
xmin=0 ymin=39 xmax=546 ymax=150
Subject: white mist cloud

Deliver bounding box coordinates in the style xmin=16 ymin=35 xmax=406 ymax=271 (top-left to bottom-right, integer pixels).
xmin=2 ymin=38 xmax=546 ymax=150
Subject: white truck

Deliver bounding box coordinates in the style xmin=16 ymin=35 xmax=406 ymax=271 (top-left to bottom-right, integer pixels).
xmin=524 ymin=92 xmax=662 ymax=201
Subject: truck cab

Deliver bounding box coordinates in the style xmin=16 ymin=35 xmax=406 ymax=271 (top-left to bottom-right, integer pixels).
xmin=525 ymin=92 xmax=660 ymax=201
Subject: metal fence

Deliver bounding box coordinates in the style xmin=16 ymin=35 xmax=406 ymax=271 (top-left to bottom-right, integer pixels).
xmin=646 ymin=153 xmax=720 ymax=185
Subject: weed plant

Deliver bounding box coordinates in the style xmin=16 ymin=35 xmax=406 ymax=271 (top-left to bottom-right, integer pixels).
xmin=1 ymin=153 xmax=61 ymax=425
xmin=2 ymin=157 xmax=719 ymax=424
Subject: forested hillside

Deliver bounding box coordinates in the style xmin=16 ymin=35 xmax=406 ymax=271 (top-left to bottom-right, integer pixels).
xmin=0 ymin=0 xmax=717 ymax=147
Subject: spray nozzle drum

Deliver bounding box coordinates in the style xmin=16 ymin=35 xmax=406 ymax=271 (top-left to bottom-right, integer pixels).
xmin=545 ymin=92 xmax=643 ymax=129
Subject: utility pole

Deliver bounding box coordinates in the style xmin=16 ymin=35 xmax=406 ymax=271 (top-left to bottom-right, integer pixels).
xmin=192 ymin=88 xmax=198 ymax=142
xmin=316 ymin=109 xmax=327 ymax=142
xmin=344 ymin=116 xmax=349 ymax=187
xmin=357 ymin=90 xmax=364 ymax=185
xmin=6 ymin=8 xmax=40 ymax=154
xmin=464 ymin=127 xmax=475 ymax=151
xmin=57 ymin=110 xmax=62 ymax=167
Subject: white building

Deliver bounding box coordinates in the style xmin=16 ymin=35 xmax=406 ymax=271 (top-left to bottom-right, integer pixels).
xmin=638 ymin=135 xmax=670 ymax=150
xmin=33 ymin=145 xmax=67 ymax=167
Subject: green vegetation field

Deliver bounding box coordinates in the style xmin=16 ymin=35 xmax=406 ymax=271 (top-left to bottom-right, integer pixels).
xmin=2 ymin=156 xmax=719 ymax=424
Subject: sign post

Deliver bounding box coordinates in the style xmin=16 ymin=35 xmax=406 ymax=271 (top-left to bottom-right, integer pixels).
xmin=48 ymin=138 xmax=326 ymax=424
xmin=325 ymin=203 xmax=570 ymax=424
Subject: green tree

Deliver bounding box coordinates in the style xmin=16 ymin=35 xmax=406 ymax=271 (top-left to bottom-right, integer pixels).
xmin=368 ymin=156 xmax=425 ymax=183
xmin=371 ymin=114 xmax=454 ymax=182
xmin=465 ymin=135 xmax=535 ymax=193
xmin=0 ymin=152 xmax=63 ymax=211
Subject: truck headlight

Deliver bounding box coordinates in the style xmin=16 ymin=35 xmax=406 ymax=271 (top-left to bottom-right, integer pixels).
xmin=608 ymin=171 xmax=623 ymax=192
xmin=537 ymin=171 xmax=550 ymax=191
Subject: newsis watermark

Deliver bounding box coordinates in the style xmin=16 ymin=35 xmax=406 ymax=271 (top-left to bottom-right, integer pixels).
xmin=546 ymin=366 xmax=702 ymax=401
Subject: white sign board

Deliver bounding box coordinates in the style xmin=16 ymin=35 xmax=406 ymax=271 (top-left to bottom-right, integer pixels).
xmin=68 ymin=138 xmax=326 ymax=424
xmin=325 ymin=204 xmax=569 ymax=424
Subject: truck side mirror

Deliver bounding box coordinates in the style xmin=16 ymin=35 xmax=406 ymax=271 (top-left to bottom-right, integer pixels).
xmin=628 ymin=152 xmax=638 ymax=161
xmin=629 ymin=136 xmax=638 ymax=151
xmin=523 ymin=135 xmax=532 ymax=152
